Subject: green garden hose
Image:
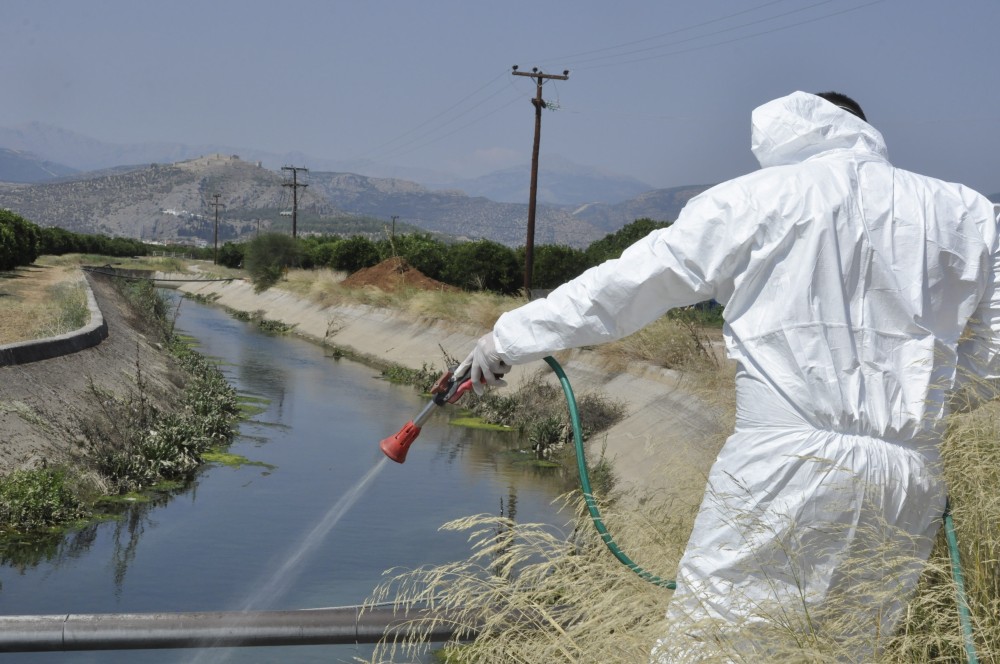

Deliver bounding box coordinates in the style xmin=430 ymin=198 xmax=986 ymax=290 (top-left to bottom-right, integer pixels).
xmin=545 ymin=355 xmax=978 ymax=660
xmin=543 ymin=355 xmax=676 ymax=590
xmin=944 ymin=499 xmax=979 ymax=664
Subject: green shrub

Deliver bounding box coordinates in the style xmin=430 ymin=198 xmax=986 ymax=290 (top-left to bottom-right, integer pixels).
xmin=0 ymin=209 xmax=41 ymax=270
xmin=216 ymin=241 xmax=244 ymax=269
xmin=583 ymin=217 xmax=668 ymax=266
xmin=329 ymin=236 xmax=381 ymax=273
xmin=520 ymin=244 xmax=589 ymax=290
xmin=443 ymin=240 xmax=521 ymax=293
xmin=381 ymin=362 xmax=440 ymax=392
xmin=0 ymin=468 xmax=88 ymax=533
xmin=244 ymin=232 xmax=302 ymax=292
xmin=383 ymin=233 xmax=449 ymax=282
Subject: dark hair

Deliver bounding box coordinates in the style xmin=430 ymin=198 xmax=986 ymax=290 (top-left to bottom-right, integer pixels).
xmin=814 ymin=91 xmax=867 ymax=122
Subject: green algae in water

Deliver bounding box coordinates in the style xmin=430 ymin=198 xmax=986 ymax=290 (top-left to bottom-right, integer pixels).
xmin=448 ymin=416 xmax=514 ymax=432
xmin=237 ymin=394 xmax=271 ymax=418
xmin=238 ymin=402 xmax=268 ymax=418
xmin=503 ymin=448 xmax=563 ymax=469
xmin=202 ymin=451 xmax=276 ymax=470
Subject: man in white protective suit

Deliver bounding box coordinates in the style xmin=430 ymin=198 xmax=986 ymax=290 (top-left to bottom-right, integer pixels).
xmin=456 ymin=90 xmax=1000 ymax=659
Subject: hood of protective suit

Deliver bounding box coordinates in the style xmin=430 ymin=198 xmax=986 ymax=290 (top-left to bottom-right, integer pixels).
xmin=751 ymin=91 xmax=888 ymax=168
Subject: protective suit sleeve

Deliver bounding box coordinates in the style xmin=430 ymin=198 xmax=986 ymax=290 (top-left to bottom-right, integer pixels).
xmin=953 ymin=207 xmax=1000 ymax=412
xmin=494 ymin=183 xmax=754 ymax=364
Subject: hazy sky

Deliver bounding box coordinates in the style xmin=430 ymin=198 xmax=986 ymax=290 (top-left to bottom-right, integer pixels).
xmin=3 ymin=1 xmax=998 ymax=194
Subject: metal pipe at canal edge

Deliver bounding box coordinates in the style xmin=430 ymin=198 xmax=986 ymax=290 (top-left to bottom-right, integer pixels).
xmin=0 ymin=605 xmax=482 ymax=652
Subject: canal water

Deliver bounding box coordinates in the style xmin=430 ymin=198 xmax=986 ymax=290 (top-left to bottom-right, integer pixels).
xmin=0 ymin=295 xmax=572 ymax=663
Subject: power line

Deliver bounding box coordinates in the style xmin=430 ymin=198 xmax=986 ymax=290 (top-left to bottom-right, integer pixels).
xmin=531 ymin=0 xmax=794 ymax=66
xmin=355 ymin=71 xmax=509 ymax=161
xmin=369 ymin=92 xmax=524 ymax=164
xmin=362 ymin=80 xmax=520 ymax=163
xmin=566 ymin=1 xmax=885 ymax=71
xmin=343 ymin=1 xmax=883 ymax=171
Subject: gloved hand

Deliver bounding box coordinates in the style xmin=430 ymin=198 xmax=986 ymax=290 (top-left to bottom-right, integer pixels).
xmin=455 ymin=333 xmax=511 ymax=396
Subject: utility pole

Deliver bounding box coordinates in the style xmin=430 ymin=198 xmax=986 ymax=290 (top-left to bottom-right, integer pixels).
xmin=210 ymin=193 xmax=225 ymax=264
xmin=391 ymin=215 xmax=398 ymax=244
xmin=512 ymin=66 xmax=569 ymax=298
xmin=281 ymin=166 xmax=309 ymax=238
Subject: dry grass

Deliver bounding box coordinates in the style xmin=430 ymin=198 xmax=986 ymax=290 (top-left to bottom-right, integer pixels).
xmin=280 ymin=266 xmax=519 ymax=330
xmin=364 ymin=439 xmax=997 ymax=663
xmin=366 ymin=507 xmax=686 ymax=664
xmin=0 ymin=265 xmax=88 ymax=344
xmin=38 ymin=253 xmax=192 ymax=273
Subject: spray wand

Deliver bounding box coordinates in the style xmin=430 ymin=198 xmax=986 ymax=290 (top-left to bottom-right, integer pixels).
xmin=379 ymin=365 xmax=477 ymax=463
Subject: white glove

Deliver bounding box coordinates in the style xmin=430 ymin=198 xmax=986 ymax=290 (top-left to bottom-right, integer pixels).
xmin=456 ymin=333 xmax=511 ymax=396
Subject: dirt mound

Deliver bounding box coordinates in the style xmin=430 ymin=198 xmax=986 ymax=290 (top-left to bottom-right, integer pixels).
xmin=341 ymin=257 xmax=457 ymax=292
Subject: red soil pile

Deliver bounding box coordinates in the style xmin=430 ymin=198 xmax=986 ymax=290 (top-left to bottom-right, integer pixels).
xmin=341 ymin=257 xmax=457 ymax=292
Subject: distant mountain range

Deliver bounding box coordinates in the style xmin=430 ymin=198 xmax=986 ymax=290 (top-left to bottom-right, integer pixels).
xmin=0 ymin=147 xmax=78 ymax=183
xmin=0 ymin=121 xmax=655 ymax=206
xmin=3 ymin=121 xmax=994 ymax=250
xmin=0 ymin=122 xmax=715 ymax=248
xmin=0 ymin=152 xmax=708 ymax=248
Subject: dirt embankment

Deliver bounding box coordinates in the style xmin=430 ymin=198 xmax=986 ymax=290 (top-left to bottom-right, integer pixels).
xmin=0 ymin=274 xmax=184 ymax=473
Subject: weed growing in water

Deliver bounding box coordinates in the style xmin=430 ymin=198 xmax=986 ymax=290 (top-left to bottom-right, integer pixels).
xmin=0 ymin=468 xmax=88 ymax=534
xmin=81 ymin=339 xmax=239 ymax=495
xmin=380 ymin=362 xmax=440 ymax=392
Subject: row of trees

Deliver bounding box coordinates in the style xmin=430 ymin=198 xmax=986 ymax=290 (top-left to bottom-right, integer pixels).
xmin=37 ymin=226 xmax=152 ymax=259
xmin=228 ymin=218 xmax=670 ymax=294
xmin=0 ymin=210 xmax=155 ymax=271
xmin=1 ymin=207 xmax=670 ymax=297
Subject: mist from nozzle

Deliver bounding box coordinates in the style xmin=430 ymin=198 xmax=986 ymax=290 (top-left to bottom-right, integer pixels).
xmin=195 ymin=457 xmax=389 ymax=663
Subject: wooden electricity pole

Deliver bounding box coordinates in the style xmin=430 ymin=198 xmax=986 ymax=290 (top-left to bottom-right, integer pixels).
xmin=281 ymin=166 xmax=309 ymax=238
xmin=512 ymin=65 xmax=569 ymax=298
xmin=210 ymin=193 xmax=225 ymax=264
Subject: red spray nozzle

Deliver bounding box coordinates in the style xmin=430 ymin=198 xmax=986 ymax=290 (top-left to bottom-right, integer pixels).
xmin=379 ymin=366 xmax=483 ymax=464
xmin=380 ymin=420 xmax=421 ymax=464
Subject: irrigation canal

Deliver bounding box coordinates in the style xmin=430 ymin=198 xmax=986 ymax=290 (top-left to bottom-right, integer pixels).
xmin=0 ymin=292 xmax=571 ymax=663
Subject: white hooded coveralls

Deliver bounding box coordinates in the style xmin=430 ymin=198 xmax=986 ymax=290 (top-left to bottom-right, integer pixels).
xmin=491 ymin=92 xmax=1000 ymax=653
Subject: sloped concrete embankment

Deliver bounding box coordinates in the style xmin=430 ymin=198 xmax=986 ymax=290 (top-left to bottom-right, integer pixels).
xmin=177 ymin=278 xmax=728 ymax=500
